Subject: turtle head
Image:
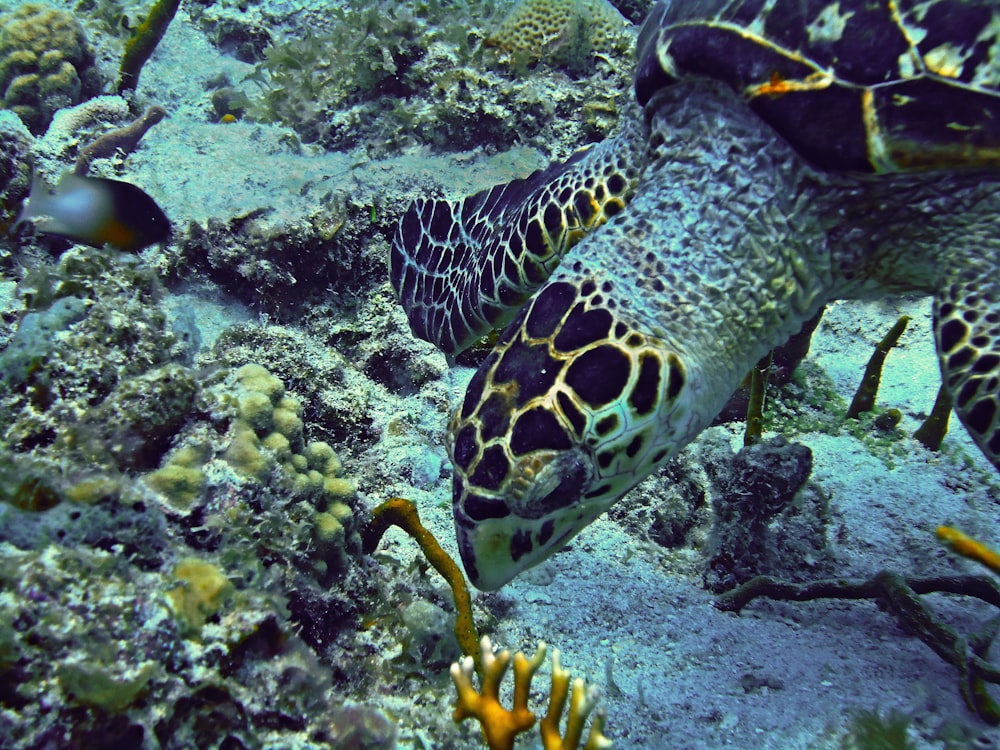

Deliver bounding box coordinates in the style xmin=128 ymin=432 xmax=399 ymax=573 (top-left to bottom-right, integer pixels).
xmin=448 ymin=277 xmax=689 ymax=590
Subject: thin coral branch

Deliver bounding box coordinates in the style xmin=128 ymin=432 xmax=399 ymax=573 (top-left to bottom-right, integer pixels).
xmin=846 ymin=315 xmax=909 ymax=419
xmin=715 ymin=569 xmax=1000 ymax=723
xmin=362 ymin=496 xmax=482 ymax=672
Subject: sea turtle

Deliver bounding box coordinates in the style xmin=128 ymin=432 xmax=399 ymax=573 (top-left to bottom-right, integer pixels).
xmin=390 ymin=0 xmax=1000 ymax=590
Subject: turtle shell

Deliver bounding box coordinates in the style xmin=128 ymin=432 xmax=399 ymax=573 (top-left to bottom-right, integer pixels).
xmin=634 ymin=0 xmax=1000 ymax=173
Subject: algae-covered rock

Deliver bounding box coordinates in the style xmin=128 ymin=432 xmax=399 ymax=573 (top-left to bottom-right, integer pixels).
xmin=236 ymin=0 xmax=634 ymax=156
xmin=56 ymin=660 xmax=158 ymax=711
xmin=61 ymin=363 xmax=200 ymax=471
xmin=0 ymin=296 xmax=87 ymax=386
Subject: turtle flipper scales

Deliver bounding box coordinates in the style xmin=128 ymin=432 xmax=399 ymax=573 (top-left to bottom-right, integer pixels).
xmin=935 ymin=262 xmax=1000 ymax=470
xmin=390 ymin=119 xmax=645 ymax=356
xmin=391 ymin=0 xmax=1000 ymax=590
xmin=449 ymin=86 xmax=837 ymax=590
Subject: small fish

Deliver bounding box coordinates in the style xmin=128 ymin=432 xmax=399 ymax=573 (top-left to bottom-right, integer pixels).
xmin=15 ymin=173 xmax=170 ymax=252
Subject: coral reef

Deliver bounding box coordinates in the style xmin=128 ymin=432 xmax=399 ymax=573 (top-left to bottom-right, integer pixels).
xmin=0 ymin=539 xmax=393 ymax=748
xmin=175 ymin=201 xmax=373 ymax=315
xmin=29 ymin=95 xmax=153 ymax=184
xmin=0 ymin=251 xmax=403 ymax=746
xmin=235 ymin=0 xmax=634 ymax=156
xmin=0 ymin=2 xmax=101 ymax=134
xmin=487 ymin=0 xmax=631 ymax=70
xmin=0 ymin=108 xmax=31 ymax=232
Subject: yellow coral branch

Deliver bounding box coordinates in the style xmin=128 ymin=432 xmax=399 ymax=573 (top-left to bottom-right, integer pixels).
xmin=451 ymin=636 xmax=612 ymax=750
xmin=362 ymin=497 xmax=482 ymax=672
xmin=451 ymin=636 xmax=541 ymax=749
xmin=938 ymin=525 xmax=1000 ymax=575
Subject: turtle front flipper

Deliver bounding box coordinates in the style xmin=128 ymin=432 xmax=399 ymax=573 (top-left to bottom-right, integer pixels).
xmin=390 ymin=118 xmax=646 ymax=357
xmin=934 ymin=263 xmax=1000 ymax=470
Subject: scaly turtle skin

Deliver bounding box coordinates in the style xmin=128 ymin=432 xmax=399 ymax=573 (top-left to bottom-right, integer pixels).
xmin=391 ymin=0 xmax=1000 ymax=590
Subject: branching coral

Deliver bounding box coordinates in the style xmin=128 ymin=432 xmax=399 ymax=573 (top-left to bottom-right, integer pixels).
xmin=362 ymin=496 xmax=482 ymax=672
xmin=716 ymin=569 xmax=1000 ymax=723
xmin=361 ymin=498 xmax=613 ymax=747
xmin=938 ymin=526 xmax=1000 ymax=578
xmin=451 ymin=636 xmax=612 ymax=750
xmin=846 ymin=315 xmax=910 ymax=419
xmin=74 ymin=104 xmax=166 ymax=175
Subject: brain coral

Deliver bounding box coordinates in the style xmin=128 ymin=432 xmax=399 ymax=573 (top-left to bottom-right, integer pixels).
xmin=487 ymin=0 xmax=630 ymax=67
xmin=0 ymin=2 xmax=100 ymax=134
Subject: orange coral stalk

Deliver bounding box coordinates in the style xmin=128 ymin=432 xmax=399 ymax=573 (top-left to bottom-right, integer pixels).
xmin=938 ymin=526 xmax=1000 ymax=575
xmin=362 ymin=497 xmax=481 ymax=672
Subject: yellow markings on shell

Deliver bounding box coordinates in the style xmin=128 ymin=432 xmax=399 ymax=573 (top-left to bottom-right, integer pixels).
xmin=746 ymin=70 xmax=835 ymax=99
xmin=888 ymin=0 xmax=927 ymax=78
xmin=862 ymin=87 xmax=894 ymax=172
xmin=669 ymin=19 xmax=840 ymax=98
xmin=923 ymin=43 xmax=969 ymax=78
xmin=806 ymin=2 xmax=854 ymax=44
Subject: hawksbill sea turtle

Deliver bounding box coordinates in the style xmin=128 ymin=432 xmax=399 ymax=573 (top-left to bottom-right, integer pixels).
xmin=390 ymin=0 xmax=1000 ymax=590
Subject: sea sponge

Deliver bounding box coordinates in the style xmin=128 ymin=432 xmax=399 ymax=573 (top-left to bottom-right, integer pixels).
xmin=487 ymin=0 xmax=630 ymax=68
xmin=0 ymin=2 xmax=101 ymax=134
xmin=166 ymin=557 xmax=234 ymax=636
xmin=145 ymin=445 xmax=208 ymax=512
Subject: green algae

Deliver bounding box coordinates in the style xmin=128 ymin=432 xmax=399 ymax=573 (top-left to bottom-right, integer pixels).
xmin=56 ymin=660 xmax=158 ymax=711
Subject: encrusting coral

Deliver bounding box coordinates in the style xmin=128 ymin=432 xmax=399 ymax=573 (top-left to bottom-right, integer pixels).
xmin=237 ymin=0 xmax=634 ymax=155
xmin=486 ymin=0 xmax=630 ymax=69
xmin=451 ymin=636 xmax=612 ymax=750
xmin=165 ymin=556 xmax=235 ymax=637
xmin=0 ymin=2 xmax=101 ymax=134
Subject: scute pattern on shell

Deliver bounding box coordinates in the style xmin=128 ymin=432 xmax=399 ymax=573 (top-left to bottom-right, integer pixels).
xmin=635 ymin=0 xmax=1000 ymax=172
